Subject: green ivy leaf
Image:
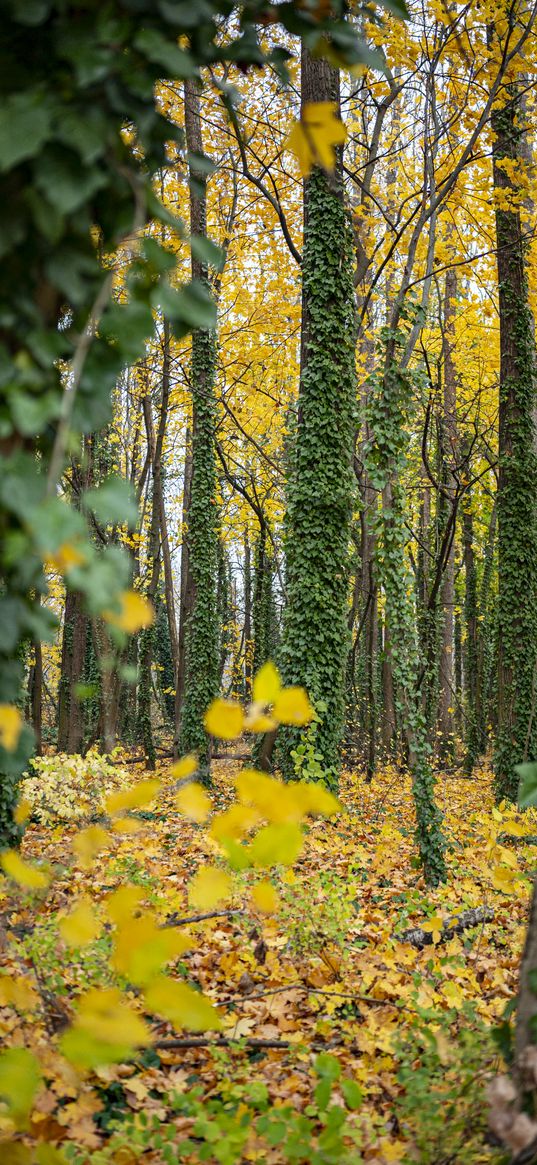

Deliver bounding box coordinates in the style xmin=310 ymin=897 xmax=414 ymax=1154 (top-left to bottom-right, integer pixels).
xmin=516 ymin=762 xmax=537 ymax=808
xmin=0 ymin=90 xmax=52 ymax=171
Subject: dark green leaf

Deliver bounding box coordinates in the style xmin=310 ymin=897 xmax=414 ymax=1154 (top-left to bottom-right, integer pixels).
xmin=517 ymin=762 xmax=537 ymax=808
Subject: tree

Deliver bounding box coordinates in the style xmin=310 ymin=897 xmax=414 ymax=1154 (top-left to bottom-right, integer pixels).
xmin=177 ymin=78 xmax=220 ymax=777
xmin=492 ymin=25 xmax=537 ymax=800
xmin=276 ymin=47 xmax=357 ymax=788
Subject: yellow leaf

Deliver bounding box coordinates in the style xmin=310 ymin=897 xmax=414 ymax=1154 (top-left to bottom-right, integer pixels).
xmin=175 ymin=782 xmax=212 ymax=823
xmin=210 ymin=803 xmax=261 ymax=842
xmin=111 ymin=817 xmax=145 ymax=835
xmin=144 ymin=976 xmax=221 ymax=1032
xmin=252 ymin=661 xmax=281 ymax=705
xmin=249 ymin=822 xmax=304 ymax=868
xmin=421 ymin=915 xmax=443 ymax=944
xmin=59 ymin=898 xmax=102 ymax=947
xmin=244 ymin=704 xmax=277 ymax=733
xmin=0 ymin=850 xmax=49 ymax=890
xmin=112 ymin=914 xmax=191 ymax=986
xmin=441 ymin=980 xmax=464 ymax=1008
xmin=273 ymin=687 xmax=314 ymax=727
xmin=285 ymin=102 xmax=347 ymax=178
xmin=252 ymin=880 xmax=280 ymax=913
xmin=293 ymin=782 xmax=341 ymax=817
xmin=204 ymin=698 xmax=244 ymax=740
xmin=0 ymin=705 xmax=22 ymax=752
xmin=188 ymin=866 xmax=233 ymax=909
xmin=503 ymin=818 xmax=529 ymax=837
xmin=61 ymin=988 xmax=151 ymax=1067
xmin=104 ymin=884 xmax=144 ymax=925
xmin=72 ymin=824 xmax=109 ymax=868
xmin=103 ymin=590 xmax=154 ymax=634
xmin=0 ymin=976 xmax=40 ymax=1011
xmin=45 ymin=542 xmax=86 ymax=573
xmin=170 ymin=753 xmax=198 ymax=780
xmin=492 ymin=866 xmax=516 ymax=894
xmin=105 ymin=778 xmax=161 ymax=816
xmin=14 ymin=798 xmax=31 ymax=825
xmin=0 ymin=1047 xmax=42 ymax=1126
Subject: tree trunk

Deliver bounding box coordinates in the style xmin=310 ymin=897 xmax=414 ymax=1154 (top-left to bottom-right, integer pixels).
xmin=492 ymin=76 xmax=537 ymax=800
xmin=178 ymin=77 xmax=220 ymax=779
xmin=276 ymin=46 xmax=357 ymax=787
xmin=57 ymin=589 xmax=88 ymax=753
xmin=437 ymin=267 xmax=458 ymax=760
xmin=175 ymin=431 xmax=193 ymax=741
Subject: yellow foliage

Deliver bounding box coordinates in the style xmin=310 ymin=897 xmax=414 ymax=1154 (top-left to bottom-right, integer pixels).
xmin=0 ymin=705 xmax=22 ymax=752
xmin=144 ymin=976 xmax=221 ymax=1032
xmin=105 ymin=778 xmax=161 ymax=816
xmin=103 ymin=590 xmax=154 ymax=634
xmin=170 ymin=753 xmax=198 ymax=780
xmin=204 ymin=698 xmax=244 ymax=740
xmin=61 ymin=988 xmax=151 ymax=1067
xmin=111 ymin=914 xmax=191 ymax=986
xmin=188 ymin=866 xmax=233 ymax=909
xmin=175 ymin=782 xmax=212 ymax=823
xmin=252 ymin=880 xmax=280 ymax=913
xmin=272 ymin=687 xmax=314 ymax=726
xmin=59 ymin=898 xmax=102 ymax=947
xmin=252 ymin=661 xmax=281 ymax=705
xmin=0 ymin=976 xmax=40 ymax=1011
xmin=0 ymin=850 xmax=49 ymax=890
xmin=72 ymin=824 xmax=109 ymax=868
xmin=104 ymin=885 xmax=145 ymax=925
xmin=285 ymin=102 xmax=347 ymax=177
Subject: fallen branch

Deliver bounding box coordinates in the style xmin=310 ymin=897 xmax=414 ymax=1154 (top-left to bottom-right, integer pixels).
xmin=164 ymin=909 xmax=244 ymax=928
xmin=400 ymin=905 xmax=494 ymax=949
xmin=155 ymin=1036 xmax=290 ymax=1050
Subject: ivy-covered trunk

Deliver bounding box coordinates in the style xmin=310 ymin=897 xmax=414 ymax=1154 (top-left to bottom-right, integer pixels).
xmin=276 ymin=48 xmax=357 ymax=788
xmin=178 ymin=78 xmax=220 ymax=778
xmin=492 ymin=82 xmax=537 ymax=801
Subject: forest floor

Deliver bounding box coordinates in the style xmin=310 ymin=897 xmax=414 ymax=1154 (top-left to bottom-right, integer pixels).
xmin=1 ymin=757 xmax=535 ymax=1165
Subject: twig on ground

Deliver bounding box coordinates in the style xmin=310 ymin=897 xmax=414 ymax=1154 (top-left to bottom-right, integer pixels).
xmin=401 ymin=905 xmax=494 ymax=949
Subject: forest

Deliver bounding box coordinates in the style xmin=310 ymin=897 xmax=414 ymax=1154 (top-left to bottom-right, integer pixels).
xmin=3 ymin=0 xmax=537 ymax=1161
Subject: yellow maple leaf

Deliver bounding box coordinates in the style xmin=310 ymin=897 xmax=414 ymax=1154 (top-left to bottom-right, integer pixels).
xmin=285 ymin=101 xmax=347 ymax=178
xmin=244 ymin=703 xmax=277 ymax=733
xmin=14 ymin=797 xmax=31 ymax=825
xmin=170 ymin=753 xmax=198 ymax=780
xmin=492 ymin=865 xmax=516 ymax=894
xmin=111 ymin=817 xmax=145 ymax=835
xmin=105 ymin=778 xmax=161 ymax=816
xmin=210 ymin=803 xmax=261 ymax=842
xmin=0 ymin=975 xmax=40 ymax=1011
xmin=144 ymin=975 xmax=221 ymax=1032
xmin=252 ymin=661 xmax=281 ymax=705
xmin=104 ymin=884 xmax=145 ymax=925
xmin=112 ymin=914 xmax=191 ymax=985
xmin=252 ymin=880 xmax=280 ymax=914
xmin=421 ymin=914 xmax=444 ymax=943
xmin=272 ymin=687 xmax=314 ymax=727
xmin=0 ymin=705 xmax=22 ymax=752
xmin=72 ymin=824 xmax=109 ymax=868
xmin=45 ymin=541 xmax=86 ymax=573
xmin=441 ymin=980 xmax=464 ymax=1008
xmin=188 ymin=865 xmax=233 ymax=909
xmin=59 ymin=898 xmax=102 ymax=947
xmin=204 ymin=698 xmax=244 ymax=740
xmin=61 ymin=988 xmax=151 ymax=1067
xmin=249 ymin=822 xmax=304 ymax=868
xmin=103 ymin=590 xmax=154 ymax=634
xmin=0 ymin=850 xmax=49 ymax=890
xmin=175 ymin=782 xmax=212 ymax=823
